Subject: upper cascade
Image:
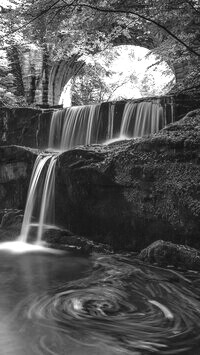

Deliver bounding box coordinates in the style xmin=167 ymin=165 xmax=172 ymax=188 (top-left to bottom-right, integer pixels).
xmin=48 ymin=98 xmax=173 ymax=151
xmin=18 ymin=97 xmax=174 ymax=244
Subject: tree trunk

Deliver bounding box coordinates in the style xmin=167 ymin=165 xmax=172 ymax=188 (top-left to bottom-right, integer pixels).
xmin=42 ymin=46 xmax=50 ymax=105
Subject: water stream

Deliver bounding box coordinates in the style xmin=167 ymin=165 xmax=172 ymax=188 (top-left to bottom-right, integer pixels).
xmin=19 ymin=153 xmax=58 ymax=244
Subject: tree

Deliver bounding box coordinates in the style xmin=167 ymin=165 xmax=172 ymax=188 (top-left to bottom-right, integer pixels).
xmin=3 ymin=0 xmax=199 ymax=61
xmin=0 ymin=0 xmax=199 ymax=105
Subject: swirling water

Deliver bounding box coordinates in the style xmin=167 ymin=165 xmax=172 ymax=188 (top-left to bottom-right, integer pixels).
xmin=0 ymin=251 xmax=200 ymax=355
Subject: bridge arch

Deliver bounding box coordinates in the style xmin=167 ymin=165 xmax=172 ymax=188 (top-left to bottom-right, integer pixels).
xmin=4 ymin=27 xmax=188 ymax=106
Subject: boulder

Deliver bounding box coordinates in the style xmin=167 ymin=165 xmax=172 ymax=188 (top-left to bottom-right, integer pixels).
xmin=138 ymin=240 xmax=200 ymax=270
xmin=0 ymin=208 xmax=24 ymax=242
xmin=0 ymin=209 xmax=23 ymax=228
xmin=42 ymin=228 xmax=113 ymax=254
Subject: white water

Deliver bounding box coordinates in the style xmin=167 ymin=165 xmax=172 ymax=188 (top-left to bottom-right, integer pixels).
xmin=19 ymin=153 xmax=58 ymax=244
xmin=120 ymin=100 xmax=165 ymax=138
xmin=18 ymin=99 xmax=173 ymax=244
xmin=48 ymin=104 xmax=101 ymax=150
xmin=0 ymin=241 xmax=63 ymax=254
xmin=49 ymin=99 xmax=171 ymax=150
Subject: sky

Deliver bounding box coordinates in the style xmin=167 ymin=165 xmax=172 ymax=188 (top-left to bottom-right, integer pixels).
xmin=1 ymin=0 xmax=13 ymax=7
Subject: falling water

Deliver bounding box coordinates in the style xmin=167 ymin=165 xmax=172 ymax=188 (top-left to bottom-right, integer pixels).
xmin=19 ymin=153 xmax=58 ymax=243
xmin=49 ymin=99 xmax=172 ymax=150
xmin=19 ymin=98 xmax=173 ymax=243
xmin=107 ymin=102 xmax=115 ymax=140
xmin=48 ymin=104 xmax=101 ymax=150
xmin=36 ymin=154 xmax=57 ymax=243
xmin=120 ymin=100 xmax=165 ymax=138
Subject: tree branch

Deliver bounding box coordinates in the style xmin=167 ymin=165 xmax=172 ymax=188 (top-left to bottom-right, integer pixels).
xmin=184 ymin=0 xmax=200 ymax=14
xmin=78 ymin=2 xmax=200 ymax=58
xmin=2 ymin=0 xmax=62 ymax=38
xmin=2 ymin=0 xmax=200 ymax=59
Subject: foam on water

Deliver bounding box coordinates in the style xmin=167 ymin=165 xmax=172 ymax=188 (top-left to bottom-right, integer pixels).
xmin=103 ymin=134 xmax=131 ymax=145
xmin=0 ymin=241 xmax=63 ymax=254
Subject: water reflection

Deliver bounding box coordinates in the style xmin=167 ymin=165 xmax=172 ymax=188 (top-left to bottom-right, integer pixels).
xmin=0 ymin=251 xmax=200 ymax=354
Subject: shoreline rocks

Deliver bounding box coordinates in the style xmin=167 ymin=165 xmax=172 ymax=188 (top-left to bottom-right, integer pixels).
xmin=138 ymin=240 xmax=200 ymax=271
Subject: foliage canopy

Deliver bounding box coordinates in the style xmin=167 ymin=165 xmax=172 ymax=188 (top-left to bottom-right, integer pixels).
xmin=0 ymin=0 xmax=199 ymax=104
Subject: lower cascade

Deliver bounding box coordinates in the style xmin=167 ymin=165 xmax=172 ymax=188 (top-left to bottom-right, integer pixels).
xmin=19 ymin=154 xmax=57 ymax=243
xmin=19 ymin=98 xmax=173 ymax=243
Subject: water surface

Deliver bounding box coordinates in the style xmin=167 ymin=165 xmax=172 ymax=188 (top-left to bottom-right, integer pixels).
xmin=0 ymin=250 xmax=200 ymax=354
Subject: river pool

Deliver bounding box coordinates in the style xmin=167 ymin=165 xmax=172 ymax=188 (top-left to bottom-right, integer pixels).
xmin=0 ymin=248 xmax=199 ymax=355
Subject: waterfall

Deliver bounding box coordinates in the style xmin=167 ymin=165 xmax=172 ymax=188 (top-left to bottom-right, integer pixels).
xmin=19 ymin=98 xmax=173 ymax=244
xmin=120 ymin=100 xmax=165 ymax=138
xmin=19 ymin=153 xmax=58 ymax=243
xmin=48 ymin=104 xmax=101 ymax=150
xmin=49 ymin=99 xmax=172 ymax=150
xmin=36 ymin=154 xmax=57 ymax=243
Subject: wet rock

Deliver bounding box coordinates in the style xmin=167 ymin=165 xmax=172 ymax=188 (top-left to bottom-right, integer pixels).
xmin=0 ymin=208 xmax=24 ymax=242
xmin=138 ymin=240 xmax=200 ymax=271
xmin=0 ymin=145 xmax=37 ymax=210
xmin=0 ymin=107 xmax=53 ymax=149
xmin=43 ymin=228 xmax=113 ymax=254
xmin=0 ymin=209 xmax=23 ymax=228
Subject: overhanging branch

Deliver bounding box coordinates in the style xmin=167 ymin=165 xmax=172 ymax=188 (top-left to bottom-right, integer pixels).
xmin=78 ymin=2 xmax=200 ymax=58
xmin=1 ymin=0 xmax=200 ymax=59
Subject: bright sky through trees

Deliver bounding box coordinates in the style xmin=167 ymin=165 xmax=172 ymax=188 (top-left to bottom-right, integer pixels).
xmin=60 ymin=45 xmax=175 ymax=107
xmin=100 ymin=46 xmax=175 ymax=100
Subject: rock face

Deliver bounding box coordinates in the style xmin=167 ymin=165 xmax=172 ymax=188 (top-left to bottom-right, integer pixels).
xmin=0 ymin=107 xmax=52 ymax=148
xmin=138 ymin=240 xmax=200 ymax=271
xmin=55 ymin=109 xmax=200 ymax=250
xmin=0 ymin=145 xmax=37 ymax=210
